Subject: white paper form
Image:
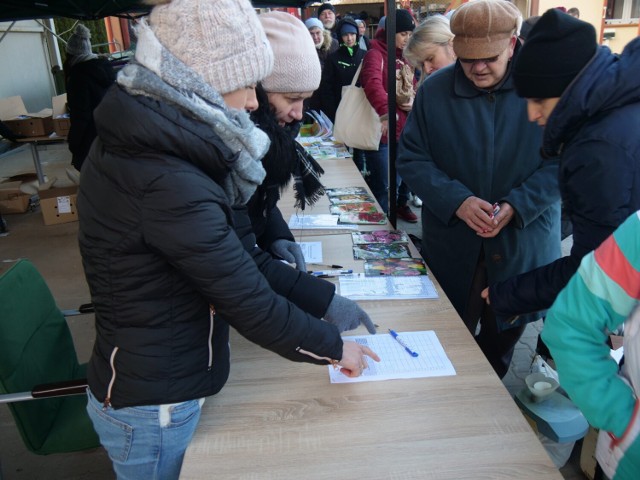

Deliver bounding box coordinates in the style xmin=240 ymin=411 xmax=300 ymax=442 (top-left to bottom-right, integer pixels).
xmin=298 ymin=242 xmax=322 ymax=264
xmin=338 ymin=273 xmax=438 ymax=300
xmin=329 ymin=331 xmax=456 ymax=383
xmin=288 ymin=214 xmax=357 ymax=230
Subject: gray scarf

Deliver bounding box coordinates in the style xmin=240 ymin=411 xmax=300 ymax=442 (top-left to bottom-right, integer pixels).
xmin=117 ymin=19 xmax=268 ymax=206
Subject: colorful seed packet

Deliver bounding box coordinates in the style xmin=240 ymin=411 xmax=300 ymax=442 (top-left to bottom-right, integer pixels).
xmin=364 ymin=258 xmax=428 ymax=276
xmin=339 ymin=212 xmax=387 ymax=225
xmin=351 ymin=230 xmax=410 ymax=245
xmin=352 ymin=242 xmax=411 ymax=260
xmin=329 ymin=202 xmax=379 ymax=215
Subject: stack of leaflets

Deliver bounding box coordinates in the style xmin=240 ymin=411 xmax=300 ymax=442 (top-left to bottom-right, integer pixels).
xmin=326 ymin=187 xmax=387 ymax=225
xmin=297 ymin=111 xmax=352 ymax=160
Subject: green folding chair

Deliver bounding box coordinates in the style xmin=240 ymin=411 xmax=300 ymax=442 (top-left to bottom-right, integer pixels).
xmin=0 ymin=259 xmax=100 ymax=455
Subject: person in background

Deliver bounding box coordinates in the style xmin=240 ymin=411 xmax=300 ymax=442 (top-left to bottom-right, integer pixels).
xmin=319 ymin=17 xmax=366 ymax=122
xmin=78 ymin=1 xmax=379 ymax=478
xmin=304 ymin=17 xmax=338 ymax=70
xmin=402 ymin=14 xmax=457 ymax=211
xmin=64 ymin=24 xmax=115 ymax=171
xmin=567 ymin=7 xmax=579 ymax=18
xmin=319 ymin=17 xmax=367 ymax=190
xmin=304 ymin=17 xmax=338 ymax=114
xmin=403 ymin=15 xmax=456 ymax=87
xmin=356 ymin=19 xmax=371 ymax=51
xmin=360 ymin=8 xmax=418 ymax=223
xmin=246 ymin=11 xmax=376 ymax=334
xmin=542 ymin=210 xmax=640 ymax=480
xmin=397 ymin=0 xmax=561 ymax=378
xmin=481 ymin=8 xmax=640 ymax=348
xmin=317 ymin=2 xmax=338 ymax=38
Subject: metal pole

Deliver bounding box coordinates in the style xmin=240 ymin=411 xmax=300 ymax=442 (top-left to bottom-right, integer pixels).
xmin=386 ymin=0 xmax=397 ymax=227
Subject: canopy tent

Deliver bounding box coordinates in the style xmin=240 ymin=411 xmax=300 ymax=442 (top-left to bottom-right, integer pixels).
xmin=0 ymin=0 xmax=315 ymax=22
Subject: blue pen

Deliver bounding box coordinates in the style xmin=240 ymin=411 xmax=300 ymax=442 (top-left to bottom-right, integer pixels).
xmin=309 ymin=269 xmax=353 ymax=276
xmin=388 ymin=329 xmax=419 ymax=357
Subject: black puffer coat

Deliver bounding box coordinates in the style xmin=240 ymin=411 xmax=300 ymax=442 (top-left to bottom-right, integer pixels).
xmin=66 ymin=57 xmax=115 ymax=170
xmin=79 ymin=86 xmax=343 ymax=409
xmin=319 ymin=17 xmax=366 ymax=122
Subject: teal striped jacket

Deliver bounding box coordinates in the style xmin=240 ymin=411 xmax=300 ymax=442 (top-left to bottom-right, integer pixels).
xmin=543 ymin=210 xmax=640 ymax=480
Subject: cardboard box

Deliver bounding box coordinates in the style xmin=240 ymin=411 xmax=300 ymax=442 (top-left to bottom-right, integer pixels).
xmin=0 ymin=96 xmax=53 ymax=138
xmin=0 ymin=180 xmax=31 ymax=214
xmin=40 ymin=186 xmax=78 ymax=225
xmin=52 ymin=94 xmax=70 ymax=137
xmin=580 ymin=426 xmax=599 ymax=480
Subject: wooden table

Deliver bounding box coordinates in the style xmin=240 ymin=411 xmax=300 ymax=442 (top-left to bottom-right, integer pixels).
xmin=180 ymin=156 xmax=560 ymax=479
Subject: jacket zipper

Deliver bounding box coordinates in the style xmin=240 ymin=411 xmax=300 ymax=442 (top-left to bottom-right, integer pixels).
xmin=207 ymin=306 xmax=214 ymax=370
xmin=103 ymin=346 xmax=119 ymax=409
xmin=296 ymin=347 xmax=338 ymax=366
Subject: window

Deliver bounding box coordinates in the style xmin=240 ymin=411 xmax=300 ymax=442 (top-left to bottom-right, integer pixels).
xmin=606 ymin=0 xmax=640 ymax=24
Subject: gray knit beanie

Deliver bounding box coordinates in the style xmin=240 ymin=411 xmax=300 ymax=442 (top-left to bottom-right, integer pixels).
xmin=259 ymin=12 xmax=321 ymax=93
xmin=145 ymin=0 xmax=274 ymax=94
xmin=66 ymin=24 xmax=92 ymax=56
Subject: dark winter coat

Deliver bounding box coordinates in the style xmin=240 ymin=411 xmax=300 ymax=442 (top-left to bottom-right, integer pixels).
xmin=397 ymin=48 xmax=562 ymax=328
xmin=307 ymin=32 xmax=339 ymax=113
xmin=360 ymin=29 xmax=414 ymax=143
xmin=319 ymin=23 xmax=366 ymax=122
xmin=66 ymin=57 xmax=115 ymax=170
xmin=79 ymin=86 xmax=343 ymax=408
xmin=490 ymin=39 xmax=640 ymax=323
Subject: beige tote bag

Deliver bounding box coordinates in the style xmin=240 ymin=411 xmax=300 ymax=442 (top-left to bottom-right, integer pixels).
xmin=333 ymin=62 xmax=382 ymax=151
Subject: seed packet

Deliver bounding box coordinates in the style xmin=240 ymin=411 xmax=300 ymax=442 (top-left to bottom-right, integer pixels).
xmin=329 ymin=202 xmax=379 ymax=215
xmin=329 ymin=193 xmax=376 ymax=204
xmin=339 ymin=212 xmax=387 ymax=225
xmin=352 ymin=242 xmax=411 ymax=260
xmin=325 ymin=187 xmax=369 ymax=197
xmin=364 ymin=258 xmax=427 ymax=276
xmin=351 ymin=229 xmax=409 ymax=245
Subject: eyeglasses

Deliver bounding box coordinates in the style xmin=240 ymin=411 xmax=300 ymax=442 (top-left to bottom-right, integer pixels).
xmin=458 ymin=55 xmax=500 ymax=66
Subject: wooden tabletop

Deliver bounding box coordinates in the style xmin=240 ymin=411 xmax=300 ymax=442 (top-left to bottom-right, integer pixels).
xmin=180 ymin=156 xmax=561 ymax=479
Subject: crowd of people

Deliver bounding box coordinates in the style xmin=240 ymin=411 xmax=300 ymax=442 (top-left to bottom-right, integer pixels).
xmin=24 ymin=0 xmax=634 ymax=478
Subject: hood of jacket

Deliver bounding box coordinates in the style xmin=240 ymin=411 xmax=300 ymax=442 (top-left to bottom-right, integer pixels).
xmin=336 ymin=17 xmax=360 ymax=44
xmin=93 ymin=85 xmax=234 ymax=185
xmin=372 ymin=28 xmax=404 ymax=59
xmin=543 ymin=38 xmax=640 ymax=156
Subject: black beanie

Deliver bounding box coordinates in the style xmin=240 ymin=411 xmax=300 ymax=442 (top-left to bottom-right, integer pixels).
xmin=514 ymin=8 xmax=597 ymax=98
xmin=396 ymin=9 xmax=416 ymax=33
xmin=317 ymin=3 xmax=335 ymax=17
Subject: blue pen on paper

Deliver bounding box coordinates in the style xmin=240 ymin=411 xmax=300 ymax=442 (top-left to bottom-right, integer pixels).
xmin=388 ymin=329 xmax=419 ymax=357
xmin=309 ymin=269 xmax=353 ymax=277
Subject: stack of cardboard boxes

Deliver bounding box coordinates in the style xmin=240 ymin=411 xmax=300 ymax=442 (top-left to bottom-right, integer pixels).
xmin=0 ymin=94 xmax=78 ymax=225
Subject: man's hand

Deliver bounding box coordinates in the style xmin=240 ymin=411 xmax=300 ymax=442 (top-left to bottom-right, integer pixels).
xmin=456 ymin=196 xmax=497 ymax=234
xmin=481 ymin=287 xmax=491 ymax=305
xmin=477 ymin=202 xmax=515 ymax=238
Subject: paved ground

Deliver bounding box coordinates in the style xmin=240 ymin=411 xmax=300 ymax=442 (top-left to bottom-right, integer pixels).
xmin=0 ymin=146 xmax=585 ymax=479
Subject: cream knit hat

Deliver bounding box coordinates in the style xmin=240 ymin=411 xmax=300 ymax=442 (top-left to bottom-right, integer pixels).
xmin=259 ymin=12 xmax=321 ymax=93
xmin=145 ymin=0 xmax=274 ymax=94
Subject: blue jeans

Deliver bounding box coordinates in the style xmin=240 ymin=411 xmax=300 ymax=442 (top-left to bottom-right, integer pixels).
xmin=362 ymin=143 xmax=390 ymax=213
xmin=86 ymin=388 xmax=203 ymax=480
xmin=362 ymin=143 xmax=410 ymax=213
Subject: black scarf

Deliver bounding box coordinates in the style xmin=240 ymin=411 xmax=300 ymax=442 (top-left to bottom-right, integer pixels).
xmin=249 ymin=85 xmax=325 ymax=214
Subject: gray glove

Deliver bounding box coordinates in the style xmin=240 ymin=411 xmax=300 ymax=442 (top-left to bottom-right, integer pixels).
xmin=270 ymin=239 xmax=306 ymax=271
xmin=324 ymin=294 xmax=376 ymax=334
